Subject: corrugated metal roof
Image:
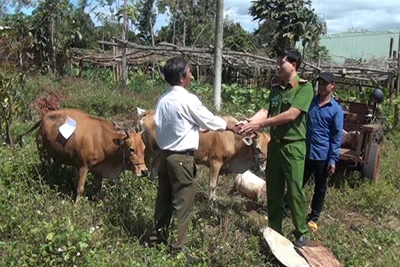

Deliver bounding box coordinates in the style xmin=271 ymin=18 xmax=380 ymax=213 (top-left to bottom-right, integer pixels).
xmin=296 ymin=29 xmax=400 ymax=64
xmin=321 ymin=29 xmax=400 ymax=39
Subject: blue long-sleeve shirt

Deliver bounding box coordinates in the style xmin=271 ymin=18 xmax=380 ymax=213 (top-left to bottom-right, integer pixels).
xmin=306 ymin=95 xmax=344 ymax=165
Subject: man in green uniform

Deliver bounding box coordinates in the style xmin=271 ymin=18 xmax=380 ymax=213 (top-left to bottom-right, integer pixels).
xmin=237 ymin=48 xmax=314 ymax=247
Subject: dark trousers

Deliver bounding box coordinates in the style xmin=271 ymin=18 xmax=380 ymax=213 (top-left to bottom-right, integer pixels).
xmin=284 ymin=158 xmax=329 ymax=222
xmin=149 ymin=150 xmax=197 ymax=252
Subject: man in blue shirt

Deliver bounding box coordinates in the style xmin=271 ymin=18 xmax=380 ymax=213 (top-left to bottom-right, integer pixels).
xmin=284 ymin=72 xmax=344 ymax=223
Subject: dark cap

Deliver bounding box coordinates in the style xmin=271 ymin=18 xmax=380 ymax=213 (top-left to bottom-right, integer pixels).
xmin=317 ymin=72 xmax=336 ymax=83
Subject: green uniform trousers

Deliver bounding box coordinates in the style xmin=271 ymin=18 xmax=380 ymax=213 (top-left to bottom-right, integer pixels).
xmin=150 ymin=150 xmax=197 ymax=251
xmin=266 ymin=140 xmax=309 ymax=238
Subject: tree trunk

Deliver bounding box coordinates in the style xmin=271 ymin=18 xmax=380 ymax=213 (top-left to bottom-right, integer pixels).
xmin=121 ymin=0 xmax=128 ymax=93
xmin=213 ymin=0 xmax=224 ymax=111
xmin=5 ymin=95 xmax=14 ymax=146
xmin=183 ymin=20 xmax=186 ymax=47
xmin=172 ymin=18 xmax=176 ymax=44
xmin=50 ymin=15 xmax=56 ymax=74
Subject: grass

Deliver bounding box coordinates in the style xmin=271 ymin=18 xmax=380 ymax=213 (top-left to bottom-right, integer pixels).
xmin=1 ymin=73 xmax=400 ymax=266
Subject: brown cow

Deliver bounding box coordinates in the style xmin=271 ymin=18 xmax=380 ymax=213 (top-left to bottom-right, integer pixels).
xmin=18 ymin=108 xmax=148 ymax=205
xmin=138 ymin=109 xmax=270 ymax=202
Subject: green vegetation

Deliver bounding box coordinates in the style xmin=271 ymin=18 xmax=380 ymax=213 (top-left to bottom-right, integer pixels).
xmin=1 ymin=70 xmax=399 ymax=266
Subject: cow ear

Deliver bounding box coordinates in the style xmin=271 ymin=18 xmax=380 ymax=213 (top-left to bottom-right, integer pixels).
xmin=113 ymin=138 xmax=124 ymax=146
xmin=125 ymin=127 xmax=137 ymax=136
xmin=250 ymin=132 xmax=259 ymax=139
xmin=133 ymin=124 xmax=141 ymax=133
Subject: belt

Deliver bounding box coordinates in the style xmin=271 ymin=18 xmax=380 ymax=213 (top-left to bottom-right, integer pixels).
xmin=272 ymin=138 xmax=305 ymax=144
xmin=163 ymin=150 xmax=194 ymax=156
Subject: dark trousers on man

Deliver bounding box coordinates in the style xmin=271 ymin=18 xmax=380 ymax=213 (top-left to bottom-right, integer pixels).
xmin=148 ymin=150 xmax=197 ymax=253
xmin=284 ymin=158 xmax=329 ymax=222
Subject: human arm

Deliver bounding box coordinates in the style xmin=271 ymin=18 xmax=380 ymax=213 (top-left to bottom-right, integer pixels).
xmin=238 ymin=84 xmax=314 ymax=135
xmin=328 ymin=108 xmax=344 ymax=174
xmin=235 ymin=89 xmax=272 ymax=132
xmin=187 ymin=95 xmax=237 ymax=132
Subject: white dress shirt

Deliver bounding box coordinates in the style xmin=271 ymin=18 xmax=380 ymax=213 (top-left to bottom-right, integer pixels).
xmin=154 ymin=85 xmax=227 ymax=152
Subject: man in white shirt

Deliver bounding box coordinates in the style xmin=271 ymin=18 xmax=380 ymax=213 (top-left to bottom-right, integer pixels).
xmin=147 ymin=56 xmax=237 ymax=260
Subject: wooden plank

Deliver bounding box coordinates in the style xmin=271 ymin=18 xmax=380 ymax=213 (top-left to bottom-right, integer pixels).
xmin=261 ymin=227 xmax=310 ymax=267
xmin=344 ymin=121 xmax=364 ymax=132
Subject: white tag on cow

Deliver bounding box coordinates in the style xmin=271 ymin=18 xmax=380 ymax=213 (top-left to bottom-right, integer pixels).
xmin=242 ymin=137 xmax=253 ymax=146
xmin=59 ymin=116 xmax=77 ymax=140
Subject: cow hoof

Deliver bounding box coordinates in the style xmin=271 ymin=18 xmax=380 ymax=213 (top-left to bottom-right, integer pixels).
xmin=74 ymin=196 xmax=82 ymax=207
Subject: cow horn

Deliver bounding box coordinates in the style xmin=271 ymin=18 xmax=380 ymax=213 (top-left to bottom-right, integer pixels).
xmin=242 ymin=137 xmax=253 ymax=146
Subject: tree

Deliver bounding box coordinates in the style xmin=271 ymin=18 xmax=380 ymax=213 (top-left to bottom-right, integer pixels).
xmin=0 ymin=0 xmax=36 ymax=18
xmin=223 ymin=19 xmax=257 ymax=52
xmin=304 ymin=44 xmax=331 ymax=63
xmin=0 ymin=13 xmax=35 ymax=69
xmin=136 ymin=0 xmax=156 ymax=45
xmin=250 ymin=0 xmax=324 ymax=55
xmin=0 ymin=68 xmax=26 ymax=146
xmin=157 ymin=0 xmax=216 ymax=46
xmin=31 ymin=0 xmax=83 ymax=74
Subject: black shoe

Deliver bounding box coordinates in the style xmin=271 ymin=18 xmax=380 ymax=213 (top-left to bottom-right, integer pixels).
xmin=306 ymin=214 xmax=318 ymax=223
xmin=144 ymin=230 xmax=168 ymax=249
xmin=294 ymin=235 xmax=309 ymax=247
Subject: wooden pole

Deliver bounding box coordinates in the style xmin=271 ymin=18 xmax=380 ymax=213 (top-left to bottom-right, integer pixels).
xmin=113 ymin=45 xmax=117 ymax=83
xmin=314 ymin=52 xmax=321 ymax=93
xmin=389 ymin=37 xmax=393 ymax=58
xmin=183 ymin=20 xmax=186 ymax=47
xmin=396 ymin=34 xmax=400 ymax=97
xmin=213 ymin=0 xmax=224 ymax=111
xmin=121 ymin=0 xmax=128 ymax=93
xmin=388 ymin=78 xmax=392 ymax=107
xmin=50 ymin=15 xmax=56 ymax=74
xmin=150 ymin=17 xmax=155 ymax=91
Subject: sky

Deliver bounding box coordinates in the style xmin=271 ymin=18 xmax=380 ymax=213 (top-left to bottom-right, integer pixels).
xmin=6 ymin=0 xmax=400 ymax=34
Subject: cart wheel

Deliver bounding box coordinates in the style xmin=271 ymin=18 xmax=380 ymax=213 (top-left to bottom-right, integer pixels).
xmin=373 ymin=128 xmax=384 ymax=144
xmin=362 ymin=142 xmax=381 ymax=182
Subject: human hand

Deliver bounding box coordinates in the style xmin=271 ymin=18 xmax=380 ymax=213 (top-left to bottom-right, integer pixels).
xmin=235 ymin=118 xmax=250 ymax=127
xmin=226 ymin=122 xmax=241 ymax=133
xmin=328 ymin=164 xmax=336 ymax=175
xmin=237 ymin=119 xmax=261 ymax=136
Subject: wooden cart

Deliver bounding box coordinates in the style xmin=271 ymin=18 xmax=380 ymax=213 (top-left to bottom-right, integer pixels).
xmin=339 ymin=101 xmax=384 ymax=182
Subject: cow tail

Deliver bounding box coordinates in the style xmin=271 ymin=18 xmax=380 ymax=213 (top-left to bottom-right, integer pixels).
xmin=17 ymin=120 xmax=41 ymax=141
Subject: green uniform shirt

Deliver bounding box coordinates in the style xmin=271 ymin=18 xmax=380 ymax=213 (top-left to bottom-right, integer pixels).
xmin=265 ymin=75 xmax=314 ymax=141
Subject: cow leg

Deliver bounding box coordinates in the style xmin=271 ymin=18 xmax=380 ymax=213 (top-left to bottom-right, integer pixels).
xmin=74 ymin=166 xmax=89 ymax=206
xmin=209 ymin=160 xmax=223 ymax=203
xmin=37 ymin=136 xmax=52 ymax=177
xmin=93 ymin=174 xmax=104 ymax=201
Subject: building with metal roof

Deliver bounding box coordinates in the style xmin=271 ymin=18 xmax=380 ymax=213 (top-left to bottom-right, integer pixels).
xmin=297 ymin=29 xmax=400 ymax=64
